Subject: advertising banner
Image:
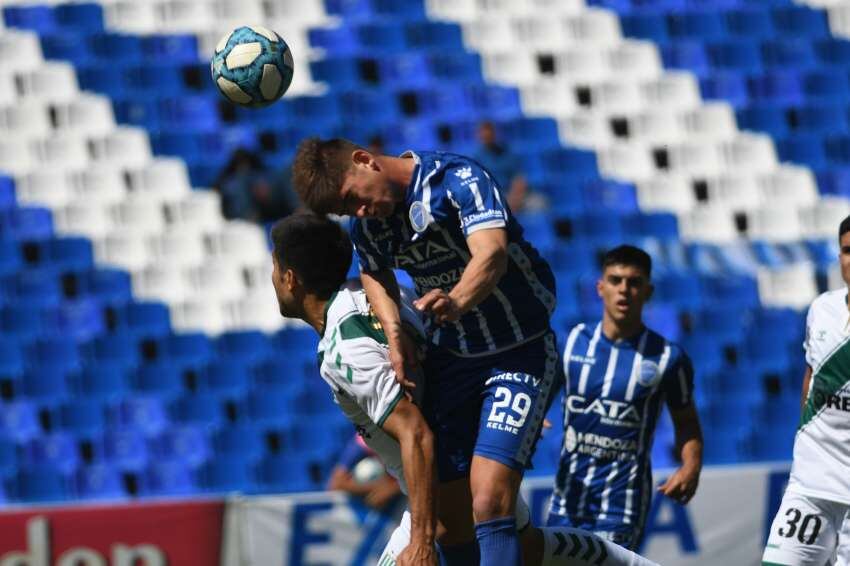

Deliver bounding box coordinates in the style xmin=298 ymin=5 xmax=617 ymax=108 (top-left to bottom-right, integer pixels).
xmin=0 ymin=499 xmax=224 ymax=566
xmin=223 ymin=463 xmax=792 ymax=566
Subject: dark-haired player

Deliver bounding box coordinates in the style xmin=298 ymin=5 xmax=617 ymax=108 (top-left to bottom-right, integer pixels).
xmin=549 ymin=245 xmax=704 ymax=551
xmin=292 ymin=138 xmax=558 ymax=565
xmin=762 ymin=217 xmax=850 ymax=566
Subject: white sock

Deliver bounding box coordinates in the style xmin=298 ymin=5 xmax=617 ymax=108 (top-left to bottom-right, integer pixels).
xmin=539 ymin=526 xmax=660 ymax=566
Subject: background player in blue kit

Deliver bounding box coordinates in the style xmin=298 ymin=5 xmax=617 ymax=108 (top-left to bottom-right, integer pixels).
xmin=549 ymin=245 xmax=704 ymax=550
xmin=292 ymin=138 xmax=560 ymax=565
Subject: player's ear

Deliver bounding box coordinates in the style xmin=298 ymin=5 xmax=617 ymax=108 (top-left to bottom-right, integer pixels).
xmin=596 ymin=277 xmax=605 ymax=298
xmin=352 ymin=149 xmax=373 ymax=168
xmin=283 ymin=268 xmax=299 ymax=293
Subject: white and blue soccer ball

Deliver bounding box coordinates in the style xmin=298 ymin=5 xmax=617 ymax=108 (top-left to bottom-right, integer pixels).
xmin=211 ymin=25 xmax=294 ymax=108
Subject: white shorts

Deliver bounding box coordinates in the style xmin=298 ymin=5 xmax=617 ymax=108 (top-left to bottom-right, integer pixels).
xmin=763 ymin=490 xmax=850 ymax=566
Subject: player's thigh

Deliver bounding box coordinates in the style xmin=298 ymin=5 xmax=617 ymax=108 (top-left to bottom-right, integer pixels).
xmin=763 ymin=491 xmax=841 ymax=566
xmin=376 ymin=511 xmax=411 ymax=565
xmin=473 ymin=332 xmax=560 ymax=474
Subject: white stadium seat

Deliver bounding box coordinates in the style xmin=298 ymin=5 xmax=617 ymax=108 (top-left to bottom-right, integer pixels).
xmin=95 ymin=230 xmax=151 ymax=271
xmin=800 ymin=197 xmax=850 ymax=240
xmin=103 ymin=1 xmax=159 ymax=33
xmin=166 ymin=191 xmax=224 ymax=231
xmin=627 ymin=110 xmax=684 ymax=144
xmin=748 ymin=206 xmax=804 ymax=242
xmin=243 ymin=261 xmax=273 ymax=291
xmin=640 ymin=73 xmax=702 ymax=111
xmin=156 ymin=0 xmax=216 ymax=33
xmin=558 ymin=111 xmax=614 ymax=149
xmin=206 ymin=221 xmax=270 ymax=266
xmin=0 ymin=30 xmax=43 ymax=73
xmin=212 ymin=0 xmax=264 ymax=29
xmin=679 ymin=103 xmax=737 ymax=141
xmin=54 ymin=202 xmax=114 ymax=239
xmin=461 ymin=18 xmax=515 ymax=52
xmin=110 ymin=197 xmax=166 ymax=235
xmin=598 ymin=143 xmax=656 ymax=181
xmin=665 ymin=141 xmax=723 ymax=177
xmin=30 ymin=134 xmax=90 ymax=169
xmin=132 ymin=264 xmax=191 ymax=303
xmin=588 ymin=80 xmax=644 ymax=114
xmin=605 ymin=41 xmax=662 ymax=80
xmin=717 ymin=133 xmax=778 ymax=173
xmin=171 ymin=299 xmax=229 ymax=335
xmin=90 ymin=127 xmax=152 ymax=167
xmin=147 ymin=229 xmax=207 ymax=268
xmin=481 ymin=51 xmax=538 ymax=85
xmin=706 ymin=174 xmax=761 ymax=211
xmin=0 ymin=100 xmax=51 ymax=138
xmin=757 ymin=264 xmax=818 ymax=309
xmin=426 ymin=0 xmax=478 ymax=21
xmin=52 ymin=94 xmax=116 ymax=136
xmin=555 ymin=46 xmax=610 ymax=82
xmin=511 ymin=17 xmax=565 ymax=49
xmin=14 ymin=169 xmax=74 ymax=209
xmin=636 ymin=175 xmax=696 ymax=213
xmin=69 ymin=166 xmax=127 ymax=206
xmin=678 ymin=205 xmax=739 ymax=243
xmin=188 ymin=260 xmax=247 ymax=302
xmin=828 ymin=262 xmax=843 ymax=291
xmin=520 ymin=79 xmax=577 ymax=117
xmin=0 ymin=73 xmax=17 ymax=104
xmin=126 ymin=158 xmax=192 ymax=203
xmin=263 ymin=0 xmax=331 ymax=24
xmin=0 ymin=139 xmax=34 ymax=175
xmin=229 ymin=292 xmax=285 ymax=332
xmin=17 ymin=62 xmax=79 ymax=102
xmin=564 ymin=9 xmax=622 ymax=44
xmin=757 ymin=166 xmax=819 ymax=207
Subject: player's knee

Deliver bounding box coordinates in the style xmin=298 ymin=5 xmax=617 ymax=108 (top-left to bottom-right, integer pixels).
xmin=471 ymin=488 xmax=513 ymax=523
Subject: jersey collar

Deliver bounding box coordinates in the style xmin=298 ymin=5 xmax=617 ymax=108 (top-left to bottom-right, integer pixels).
xmin=320 ymin=290 xmax=339 ymax=338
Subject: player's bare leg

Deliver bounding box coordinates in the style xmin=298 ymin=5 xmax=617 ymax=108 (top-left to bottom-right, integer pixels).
xmin=470 ymin=455 xmax=524 ymax=565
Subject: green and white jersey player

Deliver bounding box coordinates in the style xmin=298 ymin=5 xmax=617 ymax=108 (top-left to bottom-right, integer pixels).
xmin=763 ymin=216 xmax=850 ymax=566
xmin=271 ymin=214 xmax=659 ymax=566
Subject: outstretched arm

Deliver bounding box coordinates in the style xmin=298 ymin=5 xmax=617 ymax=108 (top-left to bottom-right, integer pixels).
xmin=658 ymin=405 xmax=703 ymax=505
xmin=415 ymin=228 xmax=508 ymax=323
xmin=361 ymin=269 xmax=420 ymax=389
xmin=799 ymin=365 xmax=813 ymax=414
xmin=382 ymin=398 xmax=438 ymax=565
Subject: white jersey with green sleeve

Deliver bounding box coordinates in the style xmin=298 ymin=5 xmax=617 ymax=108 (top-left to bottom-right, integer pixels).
xmin=788 ymin=288 xmax=850 ymax=505
xmin=317 ymin=287 xmax=424 ymax=495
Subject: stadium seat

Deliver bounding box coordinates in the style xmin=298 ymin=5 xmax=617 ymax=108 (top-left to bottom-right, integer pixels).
xmin=0 ymin=401 xmax=41 ymax=443
xmin=140 ymin=460 xmax=198 ymax=496
xmin=22 ymin=432 xmax=79 ymax=475
xmin=133 ymin=362 xmax=185 ymax=399
xmin=99 ymin=428 xmax=148 ymax=472
xmin=13 ymin=467 xmax=71 ymax=503
xmin=149 ymin=425 xmax=211 ymax=468
xmin=111 ymin=397 xmax=169 ymax=437
xmin=199 ymin=456 xmax=256 ymax=493
xmin=58 ymin=399 xmax=108 ymax=437
xmin=212 ymin=424 xmax=266 ymax=463
xmin=257 ymin=454 xmax=316 ymax=493
xmin=170 ymin=392 xmax=226 ymax=426
xmin=75 ymin=463 xmax=125 ymax=500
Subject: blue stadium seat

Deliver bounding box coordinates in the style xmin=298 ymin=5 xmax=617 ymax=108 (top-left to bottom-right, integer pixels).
xmin=121 ymin=302 xmax=172 ymax=339
xmin=0 ymin=435 xmax=17 ymax=480
xmin=790 ymin=103 xmax=848 ymax=135
xmin=0 ymin=240 xmax=21 ymax=276
xmin=86 ymin=332 xmax=140 ymax=367
xmin=86 ymin=269 xmax=132 ymax=305
xmin=668 ymin=10 xmax=728 ymax=41
xmin=125 ymin=63 xmax=186 ymax=95
xmin=134 ymin=362 xmax=185 ymax=398
xmin=770 ymin=6 xmax=829 ymax=39
xmin=27 ymin=339 xmax=81 ymax=372
xmin=40 ymin=31 xmax=92 ymax=64
xmin=56 ymin=298 xmax=104 ymax=342
xmin=58 ymin=399 xmax=108 ymax=437
xmin=245 ymin=385 xmax=298 ymax=426
xmin=3 ymin=5 xmax=56 ymax=33
xmin=22 ymin=432 xmax=79 ymax=474
xmin=149 ymin=425 xmax=211 ymax=468
xmin=465 ymin=84 xmax=521 ymax=120
xmin=54 ymin=2 xmax=103 ymax=31
xmin=620 ymin=13 xmax=669 ymax=42
xmin=700 ymin=72 xmax=749 ymax=106
xmin=212 ymin=425 xmax=266 ymax=463
xmin=21 ymin=364 xmax=71 ymax=402
xmin=0 ymin=207 xmax=53 ymax=241
xmin=75 ymin=464 xmax=125 ymax=500
xmin=100 ymin=428 xmax=148 ymax=472
xmin=802 ymin=71 xmax=850 ymax=102
xmin=356 ymin=22 xmax=406 ymax=52
xmin=404 ymin=21 xmax=463 ymax=50
xmin=824 ymin=136 xmax=850 ymax=165
xmin=216 ymin=331 xmax=271 ymax=365
xmin=776 ymin=134 xmax=827 ymax=168
xmin=199 ymin=456 xmax=256 ymax=493
xmin=141 ymin=34 xmax=198 ymax=63
xmin=310 ymin=57 xmax=365 ymax=88
xmin=643 ymin=304 xmax=682 ymax=343
xmin=170 ymin=392 xmax=226 ymax=426
xmin=140 ymin=460 xmax=198 ymax=496
xmin=725 ymin=7 xmax=775 ymax=38
xmin=747 ymin=72 xmax=803 ymax=104
xmin=583 ymin=180 xmax=638 ymax=214
xmin=257 ymin=454 xmax=316 ymax=493
xmin=736 ymin=104 xmax=789 ymax=137
xmin=655 ymin=271 xmax=705 ymax=309
xmin=158 ymin=95 xmax=220 ymax=128
xmin=0 ymin=177 xmax=14 ymax=211
xmin=111 ymin=397 xmax=169 ymax=437
xmin=201 ymin=360 xmax=251 ymax=398
xmin=660 ymin=41 xmax=711 ymax=75
xmin=427 ymin=53 xmax=482 ymax=82
xmin=708 ymin=40 xmax=762 ymax=72
xmin=13 ymin=467 xmax=71 ymax=503
xmin=762 ymin=39 xmax=816 ymax=69
xmin=46 ymin=236 xmax=94 ymax=272
xmin=89 ymin=32 xmax=144 ymax=62
xmin=73 ymin=361 xmax=130 ymax=402
xmin=163 ymin=333 xmax=213 ymax=366
xmin=0 ymin=401 xmax=40 ymax=443
xmin=1 ymin=305 xmax=50 ymax=344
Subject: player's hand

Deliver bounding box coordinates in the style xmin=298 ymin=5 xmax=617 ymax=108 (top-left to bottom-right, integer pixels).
xmin=414 ymin=289 xmax=461 ymax=324
xmin=396 ymin=541 xmax=438 ymax=566
xmin=364 ymin=475 xmax=401 ymax=510
xmin=389 ymin=329 xmax=422 ymax=390
xmin=657 ymin=465 xmax=700 ymax=505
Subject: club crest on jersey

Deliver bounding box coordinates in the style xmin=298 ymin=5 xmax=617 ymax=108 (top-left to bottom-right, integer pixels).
xmin=454 ymin=166 xmax=472 ymax=180
xmin=637 ymin=360 xmax=662 ymax=387
xmin=409 ymin=201 xmax=430 ymax=233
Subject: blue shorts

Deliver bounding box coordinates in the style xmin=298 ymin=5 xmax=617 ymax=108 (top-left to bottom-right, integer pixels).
xmin=545 ymin=513 xmax=645 ymax=552
xmin=422 ymin=330 xmax=561 ymax=482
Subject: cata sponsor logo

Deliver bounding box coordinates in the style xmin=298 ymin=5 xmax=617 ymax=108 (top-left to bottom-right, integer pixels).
xmin=0 ymin=516 xmax=166 ymax=566
xmin=566 ymin=395 xmax=641 ymax=425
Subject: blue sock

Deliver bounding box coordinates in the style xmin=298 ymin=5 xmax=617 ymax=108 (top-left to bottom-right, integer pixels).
xmin=475 ymin=516 xmax=522 ymax=566
xmin=437 ymin=540 xmax=480 ymax=566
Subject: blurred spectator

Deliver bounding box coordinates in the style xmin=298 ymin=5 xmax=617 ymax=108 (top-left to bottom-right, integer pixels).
xmin=215 ymin=148 xmax=300 ymax=222
xmin=473 ymin=121 xmax=543 ymax=213
xmin=327 ymin=434 xmax=402 ymax=511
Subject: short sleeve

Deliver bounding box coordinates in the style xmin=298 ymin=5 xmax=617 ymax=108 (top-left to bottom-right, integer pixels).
xmin=334 ymin=321 xmax=404 ymax=427
xmin=445 ymin=161 xmax=508 ymax=237
xmin=350 ymin=218 xmax=390 ymax=273
xmin=803 ymin=304 xmax=816 ymax=368
xmin=663 ymin=351 xmax=695 ymax=411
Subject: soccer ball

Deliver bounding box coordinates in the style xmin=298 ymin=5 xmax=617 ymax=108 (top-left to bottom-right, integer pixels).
xmin=352 ymin=456 xmax=384 ymax=484
xmin=211 ymin=25 xmax=294 ymax=108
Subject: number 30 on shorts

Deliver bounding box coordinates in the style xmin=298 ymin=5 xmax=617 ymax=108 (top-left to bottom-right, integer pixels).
xmin=488 ymin=386 xmax=532 ymax=428
xmin=778 ymin=507 xmax=823 ymax=546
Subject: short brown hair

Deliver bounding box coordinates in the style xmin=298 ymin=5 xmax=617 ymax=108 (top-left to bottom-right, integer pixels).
xmin=292 ymin=137 xmax=363 ymax=215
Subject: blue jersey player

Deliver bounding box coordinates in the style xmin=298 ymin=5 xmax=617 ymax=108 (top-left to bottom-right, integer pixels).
xmin=293 ymin=138 xmax=560 ymax=566
xmin=548 ymin=245 xmax=704 ymax=551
